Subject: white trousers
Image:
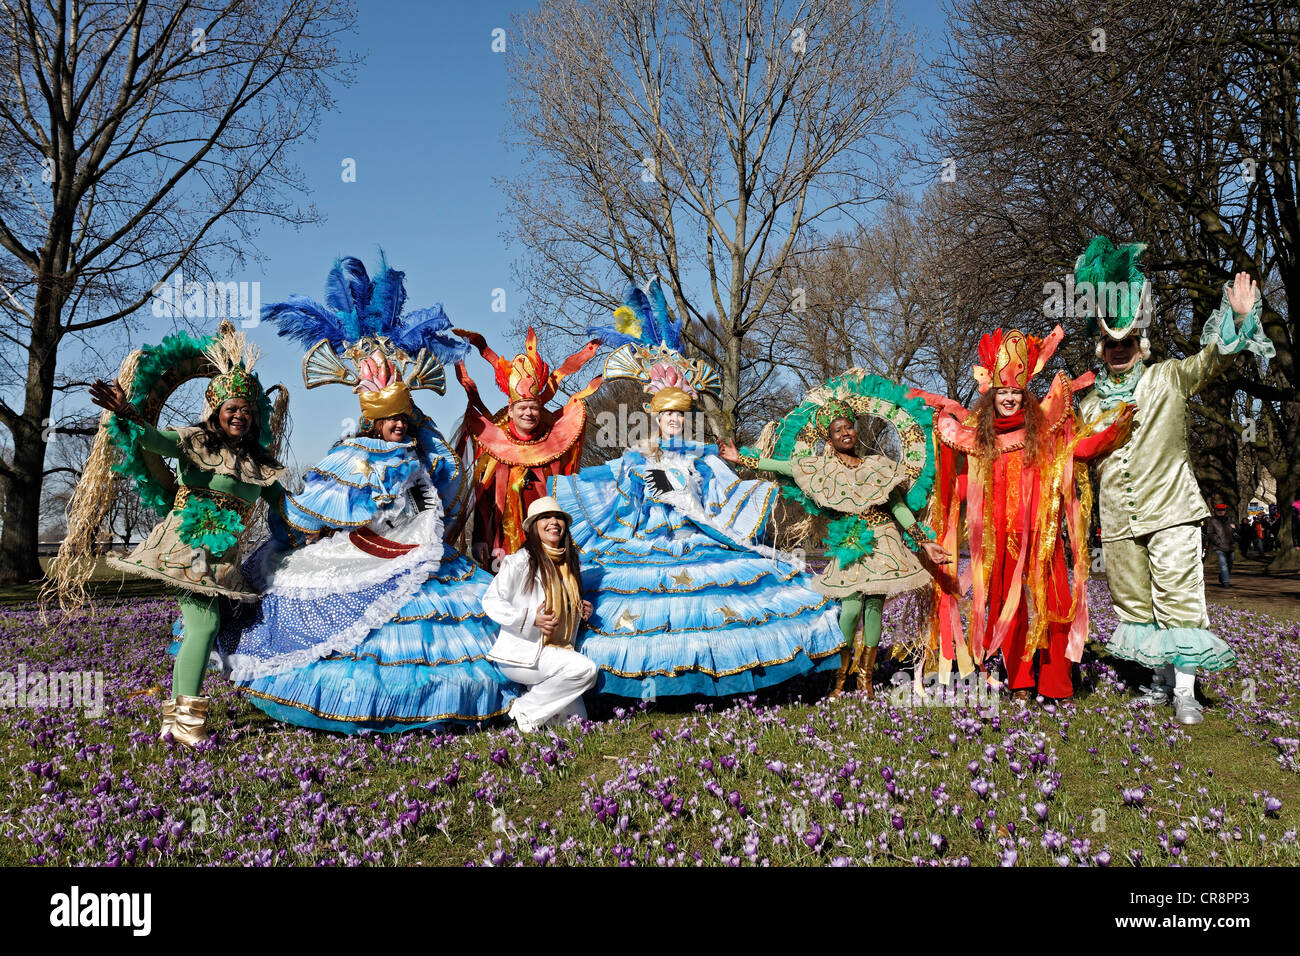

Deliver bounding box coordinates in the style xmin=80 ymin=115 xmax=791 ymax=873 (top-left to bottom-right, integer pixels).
xmin=497 ymin=645 xmax=598 ymax=730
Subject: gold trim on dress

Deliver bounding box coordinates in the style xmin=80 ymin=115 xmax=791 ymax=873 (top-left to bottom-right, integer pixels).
xmin=339 ymin=437 xmax=417 ymax=453
xmin=241 ymin=688 xmax=510 ymax=724
xmin=286 ymin=498 xmax=372 ymax=528
xmin=304 ymin=466 xmax=373 ymax=491
xmin=592 ymin=639 xmax=845 ymax=679
xmin=592 ymin=567 xmax=799 ymax=595
xmin=388 ymin=607 xmax=486 ymax=623
xmin=323 ymin=649 xmax=488 ymax=667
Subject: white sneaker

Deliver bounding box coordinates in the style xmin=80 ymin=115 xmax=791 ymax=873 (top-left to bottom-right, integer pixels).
xmin=1173 ymin=694 xmax=1203 ymax=726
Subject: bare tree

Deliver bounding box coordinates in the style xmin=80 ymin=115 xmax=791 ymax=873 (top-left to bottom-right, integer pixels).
xmin=40 ymin=418 xmax=155 ymax=554
xmin=926 ymin=0 xmax=1299 ymax=564
xmin=760 ymin=190 xmax=992 ymax=409
xmin=105 ymin=476 xmax=150 ymax=550
xmin=502 ymin=0 xmax=917 ymax=435
xmin=0 ymin=0 xmax=359 ymax=583
xmin=39 ymin=415 xmax=95 ymax=530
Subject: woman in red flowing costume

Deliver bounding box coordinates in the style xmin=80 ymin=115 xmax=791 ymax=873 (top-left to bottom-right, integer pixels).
xmin=914 ymin=326 xmax=1132 ymax=700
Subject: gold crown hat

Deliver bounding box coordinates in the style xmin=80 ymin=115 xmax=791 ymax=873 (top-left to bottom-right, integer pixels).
xmin=262 ymin=254 xmax=470 ymax=428
xmin=588 ymin=276 xmax=721 ymax=412
xmin=352 ymin=347 xmax=416 ymax=422
xmin=649 ymin=385 xmax=694 ymax=414
xmin=971 ymin=326 xmax=1064 ymax=393
xmin=203 ymin=321 xmax=267 ymax=412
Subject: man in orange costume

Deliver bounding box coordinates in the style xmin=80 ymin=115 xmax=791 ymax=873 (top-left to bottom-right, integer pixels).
xmin=917 ymin=326 xmax=1132 ymax=700
xmin=453 ymin=327 xmax=602 ymax=569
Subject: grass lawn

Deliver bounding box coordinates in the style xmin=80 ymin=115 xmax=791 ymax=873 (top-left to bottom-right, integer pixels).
xmin=0 ymin=581 xmax=1296 ymax=866
xmin=0 ymin=557 xmax=172 ymax=607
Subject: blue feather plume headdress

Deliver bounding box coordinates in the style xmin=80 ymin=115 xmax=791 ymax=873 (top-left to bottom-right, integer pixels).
xmin=261 ymin=254 xmax=470 ymax=420
xmin=588 ymin=276 xmax=720 ymax=403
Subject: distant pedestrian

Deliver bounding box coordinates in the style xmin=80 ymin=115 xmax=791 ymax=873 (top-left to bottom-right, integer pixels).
xmin=1205 ymin=505 xmax=1236 ymax=587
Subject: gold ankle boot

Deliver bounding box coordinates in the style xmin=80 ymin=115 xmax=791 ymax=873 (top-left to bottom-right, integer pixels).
xmin=856 ymin=646 xmax=878 ymax=699
xmin=831 ymin=648 xmax=852 ymax=697
xmin=159 ymin=698 xmax=178 ymax=740
xmin=171 ymin=695 xmax=212 ymax=747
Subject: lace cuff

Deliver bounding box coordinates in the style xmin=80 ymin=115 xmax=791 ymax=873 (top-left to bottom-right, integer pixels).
xmin=1200 ymin=283 xmax=1275 ymax=360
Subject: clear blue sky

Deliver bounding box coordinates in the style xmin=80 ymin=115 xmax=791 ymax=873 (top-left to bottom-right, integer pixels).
xmin=80 ymin=0 xmax=950 ymax=470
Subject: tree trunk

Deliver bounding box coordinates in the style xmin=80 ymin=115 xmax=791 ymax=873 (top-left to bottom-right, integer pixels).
xmin=0 ymin=290 xmax=61 ymax=584
xmin=1192 ymin=381 xmax=1241 ymax=512
xmin=1268 ymin=411 xmax=1300 ymax=572
xmin=0 ymin=434 xmax=46 ymax=584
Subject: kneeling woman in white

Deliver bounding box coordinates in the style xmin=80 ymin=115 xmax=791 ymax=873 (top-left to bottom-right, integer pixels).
xmin=483 ymin=497 xmax=597 ymax=732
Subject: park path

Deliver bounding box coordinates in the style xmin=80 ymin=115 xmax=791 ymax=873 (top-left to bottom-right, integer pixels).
xmin=1192 ymin=557 xmax=1300 ymax=621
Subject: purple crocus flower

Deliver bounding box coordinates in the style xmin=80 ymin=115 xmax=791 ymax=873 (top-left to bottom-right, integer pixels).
xmin=803 ymin=824 xmax=824 ymax=850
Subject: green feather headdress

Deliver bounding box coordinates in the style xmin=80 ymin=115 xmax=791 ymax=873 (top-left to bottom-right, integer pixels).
xmin=1074 ymin=235 xmax=1151 ymax=340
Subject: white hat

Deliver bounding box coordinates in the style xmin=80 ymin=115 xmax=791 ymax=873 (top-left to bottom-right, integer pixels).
xmin=523 ymin=496 xmax=572 ymax=531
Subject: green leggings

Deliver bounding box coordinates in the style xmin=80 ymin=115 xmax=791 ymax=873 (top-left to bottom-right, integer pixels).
xmin=840 ymin=593 xmax=885 ymax=648
xmin=174 ymin=593 xmax=222 ymax=698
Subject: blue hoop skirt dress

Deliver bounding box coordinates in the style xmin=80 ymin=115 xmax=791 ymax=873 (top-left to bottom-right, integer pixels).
xmin=548 ymin=437 xmax=845 ymax=698
xmin=215 ymin=417 xmax=515 ymax=732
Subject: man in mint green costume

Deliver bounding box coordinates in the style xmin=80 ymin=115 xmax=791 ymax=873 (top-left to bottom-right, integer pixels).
xmin=1075 ymin=237 xmax=1272 ymax=725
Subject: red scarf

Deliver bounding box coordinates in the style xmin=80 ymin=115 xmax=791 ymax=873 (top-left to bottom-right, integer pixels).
xmin=507 ymin=421 xmax=537 ymax=443
xmin=993 ymin=410 xmax=1025 ymax=433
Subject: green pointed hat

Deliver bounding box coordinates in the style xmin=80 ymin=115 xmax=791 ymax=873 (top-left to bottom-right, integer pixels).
xmin=1074 ymin=235 xmax=1150 ymax=339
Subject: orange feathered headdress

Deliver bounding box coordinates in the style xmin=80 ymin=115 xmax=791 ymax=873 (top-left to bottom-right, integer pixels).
xmin=493 ymin=328 xmax=551 ymax=404
xmin=972 ymin=325 xmax=1064 ymax=393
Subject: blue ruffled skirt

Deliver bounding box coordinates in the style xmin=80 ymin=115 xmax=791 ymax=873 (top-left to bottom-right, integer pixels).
xmin=575 ymin=534 xmax=845 ymax=698
xmin=213 ymin=539 xmax=515 ymax=733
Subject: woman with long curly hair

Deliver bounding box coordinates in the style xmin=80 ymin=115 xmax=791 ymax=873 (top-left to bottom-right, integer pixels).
xmin=915 ymin=327 xmax=1133 ymax=701
xmin=971 ymin=383 xmax=1048 ymax=465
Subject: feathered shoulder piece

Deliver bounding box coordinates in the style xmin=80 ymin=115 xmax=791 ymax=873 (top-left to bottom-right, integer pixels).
xmin=284 ymin=437 xmax=423 ymax=532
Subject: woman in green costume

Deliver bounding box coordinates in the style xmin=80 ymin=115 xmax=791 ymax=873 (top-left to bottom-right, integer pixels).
xmin=720 ymin=371 xmax=947 ymax=696
xmin=54 ymin=321 xmax=288 ymax=746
